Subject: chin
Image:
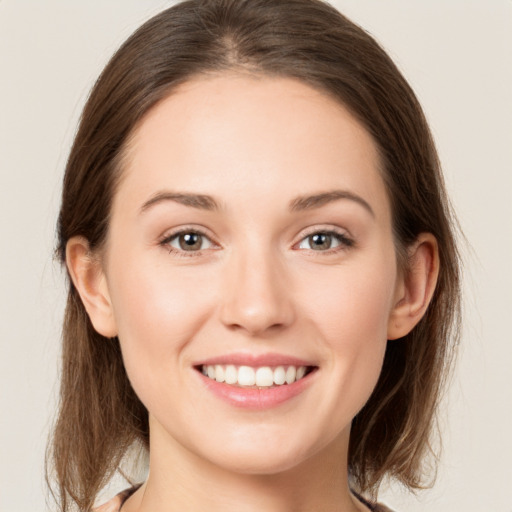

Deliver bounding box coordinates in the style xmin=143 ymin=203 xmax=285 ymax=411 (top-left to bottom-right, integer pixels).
xmin=208 ymin=447 xmax=312 ymax=476
xmin=192 ymin=424 xmax=340 ymax=477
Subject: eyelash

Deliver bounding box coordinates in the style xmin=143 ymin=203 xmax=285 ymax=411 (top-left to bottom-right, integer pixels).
xmin=158 ymin=227 xmax=354 ymax=258
xmin=158 ymin=228 xmax=217 ymax=258
xmin=297 ymin=228 xmax=354 ymax=254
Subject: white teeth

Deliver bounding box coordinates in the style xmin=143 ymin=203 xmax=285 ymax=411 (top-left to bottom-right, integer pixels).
xmin=225 ymin=365 xmax=237 ymax=384
xmin=273 ymin=366 xmax=286 ymax=385
xmin=214 ymin=364 xmax=225 ymax=383
xmin=285 ymin=366 xmax=296 ymax=384
xmin=256 ymin=367 xmax=274 ymax=387
xmin=201 ymin=364 xmax=311 ymax=387
xmin=238 ymin=366 xmax=256 ymax=386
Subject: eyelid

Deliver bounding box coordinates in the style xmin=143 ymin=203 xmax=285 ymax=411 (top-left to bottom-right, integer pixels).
xmin=157 ymin=224 xmax=354 ymax=257
xmin=293 ymin=225 xmax=354 ymax=252
xmin=158 ymin=225 xmax=220 ymax=256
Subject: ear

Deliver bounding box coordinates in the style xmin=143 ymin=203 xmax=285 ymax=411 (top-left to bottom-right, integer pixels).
xmin=387 ymin=233 xmax=439 ymax=340
xmin=66 ymin=236 xmax=118 ymax=338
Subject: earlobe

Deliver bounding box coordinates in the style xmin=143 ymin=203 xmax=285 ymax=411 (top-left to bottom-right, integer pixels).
xmin=387 ymin=233 xmax=439 ymax=340
xmin=66 ymin=236 xmax=118 ymax=338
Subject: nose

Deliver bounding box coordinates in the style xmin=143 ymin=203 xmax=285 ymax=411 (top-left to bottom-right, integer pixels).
xmin=219 ymin=248 xmax=295 ymax=336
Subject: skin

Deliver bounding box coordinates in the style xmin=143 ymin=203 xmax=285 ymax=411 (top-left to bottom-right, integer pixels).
xmin=68 ymin=74 xmax=439 ymax=512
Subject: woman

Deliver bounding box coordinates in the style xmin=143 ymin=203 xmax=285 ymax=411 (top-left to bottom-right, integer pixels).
xmin=48 ymin=1 xmax=460 ymax=511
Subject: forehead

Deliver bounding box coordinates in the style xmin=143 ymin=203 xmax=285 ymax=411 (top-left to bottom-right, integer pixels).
xmin=116 ymin=73 xmax=389 ymax=219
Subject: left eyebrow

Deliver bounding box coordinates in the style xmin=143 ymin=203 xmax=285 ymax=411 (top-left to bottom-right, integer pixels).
xmin=289 ymin=190 xmax=375 ymax=217
xmin=140 ymin=191 xmax=220 ymax=213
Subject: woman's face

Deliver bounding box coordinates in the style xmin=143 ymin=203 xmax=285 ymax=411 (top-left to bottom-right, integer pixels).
xmin=101 ymin=74 xmax=404 ymax=474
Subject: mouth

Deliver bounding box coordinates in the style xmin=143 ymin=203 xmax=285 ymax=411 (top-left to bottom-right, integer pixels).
xmin=195 ymin=364 xmax=317 ymax=388
xmin=193 ymin=353 xmax=319 ymax=409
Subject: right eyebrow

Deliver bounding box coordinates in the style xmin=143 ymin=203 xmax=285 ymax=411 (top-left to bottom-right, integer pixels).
xmin=289 ymin=189 xmax=375 ymax=217
xmin=139 ymin=191 xmax=220 ymax=214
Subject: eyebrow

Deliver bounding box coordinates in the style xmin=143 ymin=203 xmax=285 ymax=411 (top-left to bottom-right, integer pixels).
xmin=140 ymin=192 xmax=220 ymax=213
xmin=289 ymin=190 xmax=375 ymax=217
xmin=140 ymin=189 xmax=374 ymax=217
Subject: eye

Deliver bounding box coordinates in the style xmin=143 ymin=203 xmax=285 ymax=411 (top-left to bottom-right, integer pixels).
xmin=161 ymin=230 xmax=215 ymax=253
xmin=297 ymin=230 xmax=353 ymax=251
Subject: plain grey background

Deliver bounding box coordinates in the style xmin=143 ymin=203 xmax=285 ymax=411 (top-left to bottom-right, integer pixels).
xmin=1 ymin=1 xmax=511 ymax=510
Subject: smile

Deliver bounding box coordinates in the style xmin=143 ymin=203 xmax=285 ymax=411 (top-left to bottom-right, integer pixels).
xmin=199 ymin=364 xmax=314 ymax=388
xmin=194 ymin=354 xmax=319 ymax=409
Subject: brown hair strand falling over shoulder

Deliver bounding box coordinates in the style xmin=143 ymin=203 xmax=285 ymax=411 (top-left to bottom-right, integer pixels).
xmin=49 ymin=0 xmax=461 ymax=510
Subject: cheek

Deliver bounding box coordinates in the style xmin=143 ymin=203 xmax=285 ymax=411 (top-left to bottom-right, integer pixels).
xmin=301 ymin=259 xmax=396 ymax=344
xmin=106 ymin=254 xmax=217 ymax=397
xmin=110 ymin=251 xmax=214 ymax=334
xmin=297 ymin=259 xmax=396 ymax=411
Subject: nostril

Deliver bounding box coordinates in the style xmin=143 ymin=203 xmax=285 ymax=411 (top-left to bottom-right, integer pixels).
xmin=218 ymin=269 xmax=295 ymax=334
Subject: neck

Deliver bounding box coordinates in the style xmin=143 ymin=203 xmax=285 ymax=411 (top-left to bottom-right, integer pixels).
xmin=124 ymin=416 xmax=366 ymax=512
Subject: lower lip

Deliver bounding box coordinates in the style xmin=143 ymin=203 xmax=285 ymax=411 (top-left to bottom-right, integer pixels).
xmin=196 ymin=370 xmax=316 ymax=410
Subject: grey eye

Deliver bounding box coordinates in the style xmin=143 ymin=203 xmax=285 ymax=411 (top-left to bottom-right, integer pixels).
xmin=298 ymin=232 xmax=347 ymax=251
xmin=169 ymin=232 xmax=213 ymax=251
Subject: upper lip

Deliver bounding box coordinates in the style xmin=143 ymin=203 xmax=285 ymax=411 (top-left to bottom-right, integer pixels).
xmin=194 ymin=352 xmax=317 ymax=368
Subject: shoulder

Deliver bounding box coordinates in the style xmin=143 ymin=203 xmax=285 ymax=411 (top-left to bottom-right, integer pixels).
xmin=353 ymin=492 xmax=396 ymax=512
xmin=93 ymin=485 xmax=141 ymax=512
xmin=375 ymin=505 xmax=395 ymax=512
xmin=368 ymin=501 xmax=395 ymax=512
xmin=93 ymin=494 xmax=124 ymax=512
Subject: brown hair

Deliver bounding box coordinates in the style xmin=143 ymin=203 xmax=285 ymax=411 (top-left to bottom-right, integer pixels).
xmin=49 ymin=0 xmax=461 ymax=509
